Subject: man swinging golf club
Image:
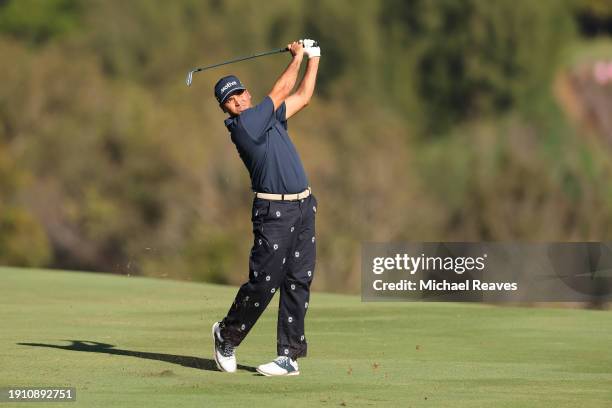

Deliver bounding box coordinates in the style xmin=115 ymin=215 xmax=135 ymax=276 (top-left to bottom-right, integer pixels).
xmin=211 ymin=39 xmax=320 ymax=376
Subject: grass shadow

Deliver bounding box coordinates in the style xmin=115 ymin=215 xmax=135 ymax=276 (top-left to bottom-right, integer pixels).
xmin=17 ymin=340 xmax=256 ymax=373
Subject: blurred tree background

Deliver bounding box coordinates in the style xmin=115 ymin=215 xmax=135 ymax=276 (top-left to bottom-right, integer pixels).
xmin=1 ymin=0 xmax=612 ymax=293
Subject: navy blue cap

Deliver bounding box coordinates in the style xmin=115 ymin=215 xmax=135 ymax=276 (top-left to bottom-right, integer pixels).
xmin=214 ymin=75 xmax=246 ymax=104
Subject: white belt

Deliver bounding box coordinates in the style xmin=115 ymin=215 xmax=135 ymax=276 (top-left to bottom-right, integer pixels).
xmin=254 ymin=187 xmax=311 ymax=201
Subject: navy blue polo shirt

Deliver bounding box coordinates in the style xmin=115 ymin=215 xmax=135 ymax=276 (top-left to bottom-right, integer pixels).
xmin=224 ymin=96 xmax=309 ymax=194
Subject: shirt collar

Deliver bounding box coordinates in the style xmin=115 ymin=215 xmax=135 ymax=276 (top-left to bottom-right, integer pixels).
xmin=224 ymin=116 xmax=236 ymax=130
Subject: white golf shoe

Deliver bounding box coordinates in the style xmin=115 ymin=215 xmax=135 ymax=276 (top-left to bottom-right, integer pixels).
xmin=212 ymin=322 xmax=237 ymax=373
xmin=256 ymin=356 xmax=300 ymax=376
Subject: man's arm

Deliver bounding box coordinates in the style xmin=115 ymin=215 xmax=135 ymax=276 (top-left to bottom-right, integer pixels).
xmin=284 ymin=56 xmax=320 ymax=119
xmin=268 ymin=42 xmax=304 ymax=110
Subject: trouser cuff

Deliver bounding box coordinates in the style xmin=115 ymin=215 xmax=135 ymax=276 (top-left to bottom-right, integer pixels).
xmin=277 ymin=342 xmax=307 ymax=360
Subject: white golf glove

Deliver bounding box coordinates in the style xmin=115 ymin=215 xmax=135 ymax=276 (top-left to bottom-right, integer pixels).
xmin=299 ymin=38 xmax=321 ymax=58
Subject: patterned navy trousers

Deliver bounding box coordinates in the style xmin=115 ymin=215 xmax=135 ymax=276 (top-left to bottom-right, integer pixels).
xmin=220 ymin=194 xmax=317 ymax=360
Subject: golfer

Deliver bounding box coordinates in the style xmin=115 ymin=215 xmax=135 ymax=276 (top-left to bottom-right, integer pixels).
xmin=211 ymin=39 xmax=320 ymax=376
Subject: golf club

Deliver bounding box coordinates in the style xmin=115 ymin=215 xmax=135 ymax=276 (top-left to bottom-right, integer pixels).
xmin=185 ymin=41 xmax=319 ymax=87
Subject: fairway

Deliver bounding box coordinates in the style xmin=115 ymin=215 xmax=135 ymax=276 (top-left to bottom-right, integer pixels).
xmin=1 ymin=267 xmax=611 ymax=407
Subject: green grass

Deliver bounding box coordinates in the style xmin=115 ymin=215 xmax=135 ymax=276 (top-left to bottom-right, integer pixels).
xmin=1 ymin=267 xmax=611 ymax=407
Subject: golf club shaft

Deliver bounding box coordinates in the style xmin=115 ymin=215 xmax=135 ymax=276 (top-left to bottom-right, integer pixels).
xmin=186 ymin=41 xmax=319 ymax=86
xmin=193 ymin=47 xmax=288 ymax=74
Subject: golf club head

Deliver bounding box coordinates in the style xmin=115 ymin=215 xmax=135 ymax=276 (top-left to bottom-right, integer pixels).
xmin=186 ymin=70 xmax=194 ymax=87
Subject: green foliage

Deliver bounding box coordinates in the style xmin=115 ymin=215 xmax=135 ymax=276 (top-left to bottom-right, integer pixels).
xmin=576 ymin=0 xmax=612 ymax=19
xmin=0 ymin=123 xmax=51 ymax=266
xmin=0 ymin=0 xmax=81 ymax=44
xmin=380 ymin=0 xmax=576 ymax=134
xmin=416 ymin=112 xmax=612 ymax=240
xmin=0 ymin=207 xmax=50 ymax=266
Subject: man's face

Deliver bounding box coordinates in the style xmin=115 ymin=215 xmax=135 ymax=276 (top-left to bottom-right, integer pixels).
xmin=222 ymin=89 xmax=252 ymax=117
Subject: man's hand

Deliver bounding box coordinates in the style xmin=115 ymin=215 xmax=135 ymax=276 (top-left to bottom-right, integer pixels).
xmin=286 ymin=41 xmax=304 ymax=59
xmin=300 ymin=39 xmax=321 ymax=59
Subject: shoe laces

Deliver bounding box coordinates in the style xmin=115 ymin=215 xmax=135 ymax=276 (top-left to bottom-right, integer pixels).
xmin=221 ymin=341 xmax=235 ymax=357
xmin=274 ymin=356 xmax=294 ymax=368
xmin=274 ymin=356 xmax=289 ymax=363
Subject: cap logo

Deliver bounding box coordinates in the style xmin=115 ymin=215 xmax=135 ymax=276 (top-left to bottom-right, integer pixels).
xmin=220 ymin=81 xmax=237 ymax=93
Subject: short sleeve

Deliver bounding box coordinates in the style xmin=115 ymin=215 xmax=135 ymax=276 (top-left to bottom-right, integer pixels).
xmin=275 ymin=102 xmax=287 ymax=129
xmin=237 ymin=96 xmax=275 ymax=141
